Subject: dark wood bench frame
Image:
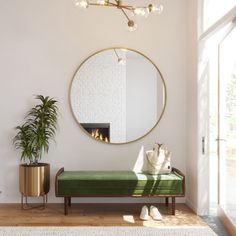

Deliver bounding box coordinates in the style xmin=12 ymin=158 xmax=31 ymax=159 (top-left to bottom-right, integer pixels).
xmin=55 ymin=167 xmax=185 ymax=215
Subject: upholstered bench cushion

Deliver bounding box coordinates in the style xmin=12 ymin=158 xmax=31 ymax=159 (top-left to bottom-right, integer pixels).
xmin=57 ymin=171 xmax=183 ymax=196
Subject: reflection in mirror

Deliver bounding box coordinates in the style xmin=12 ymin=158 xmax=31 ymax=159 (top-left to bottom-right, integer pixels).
xmin=70 ymin=48 xmax=166 ymax=144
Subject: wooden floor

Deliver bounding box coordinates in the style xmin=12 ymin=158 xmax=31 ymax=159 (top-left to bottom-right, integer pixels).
xmin=0 ymin=203 xmax=205 ymax=227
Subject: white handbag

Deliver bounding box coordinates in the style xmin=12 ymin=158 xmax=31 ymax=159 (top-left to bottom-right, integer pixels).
xmin=146 ymin=143 xmax=171 ymax=175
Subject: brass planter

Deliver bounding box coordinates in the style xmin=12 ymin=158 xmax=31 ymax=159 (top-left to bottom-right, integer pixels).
xmin=19 ymin=163 xmax=50 ymax=209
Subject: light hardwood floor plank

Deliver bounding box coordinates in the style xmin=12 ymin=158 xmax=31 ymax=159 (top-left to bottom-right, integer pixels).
xmin=0 ymin=203 xmax=205 ymax=227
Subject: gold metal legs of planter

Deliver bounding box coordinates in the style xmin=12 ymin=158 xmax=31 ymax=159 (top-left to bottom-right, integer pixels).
xmin=21 ymin=194 xmax=48 ymax=210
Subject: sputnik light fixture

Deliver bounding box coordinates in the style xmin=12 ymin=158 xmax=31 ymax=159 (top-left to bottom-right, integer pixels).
xmin=74 ymin=0 xmax=163 ymax=31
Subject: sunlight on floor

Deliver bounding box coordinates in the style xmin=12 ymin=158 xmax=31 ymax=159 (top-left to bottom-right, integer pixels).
xmin=123 ymin=215 xmax=135 ymax=224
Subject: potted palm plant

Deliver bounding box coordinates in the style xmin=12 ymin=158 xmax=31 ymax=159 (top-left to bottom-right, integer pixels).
xmin=13 ymin=95 xmax=58 ymax=207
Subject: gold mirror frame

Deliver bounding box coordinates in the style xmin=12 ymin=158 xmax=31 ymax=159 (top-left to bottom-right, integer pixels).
xmin=69 ymin=47 xmax=167 ymax=145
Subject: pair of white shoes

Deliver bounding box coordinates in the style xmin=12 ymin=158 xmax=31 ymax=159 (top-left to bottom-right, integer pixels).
xmin=140 ymin=205 xmax=162 ymax=221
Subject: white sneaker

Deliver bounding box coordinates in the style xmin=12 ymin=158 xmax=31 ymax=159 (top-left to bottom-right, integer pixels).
xmin=140 ymin=205 xmax=149 ymax=221
xmin=150 ymin=205 xmax=162 ymax=221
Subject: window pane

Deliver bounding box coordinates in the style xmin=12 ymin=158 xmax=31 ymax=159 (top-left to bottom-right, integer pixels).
xmin=203 ymin=0 xmax=236 ymax=30
xmin=219 ymin=26 xmax=236 ymax=225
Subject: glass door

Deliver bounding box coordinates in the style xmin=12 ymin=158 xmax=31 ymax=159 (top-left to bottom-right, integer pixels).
xmin=218 ymin=24 xmax=236 ymax=229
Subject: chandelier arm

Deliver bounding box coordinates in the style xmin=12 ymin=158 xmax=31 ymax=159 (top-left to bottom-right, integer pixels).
xmin=87 ymin=2 xmax=143 ymax=12
xmin=113 ymin=49 xmax=119 ymax=59
xmin=113 ymin=0 xmax=133 ymax=8
xmin=122 ymin=4 xmax=149 ymax=9
xmin=120 ymin=7 xmax=131 ymax=21
xmin=120 ymin=6 xmax=133 ymax=11
xmin=108 ymin=2 xmax=118 ymax=6
xmin=114 ymin=1 xmax=147 ymax=8
xmin=89 ymin=3 xmax=117 ymax=7
xmin=118 ymin=5 xmax=133 ymax=8
xmin=88 ymin=2 xmax=133 ymax=9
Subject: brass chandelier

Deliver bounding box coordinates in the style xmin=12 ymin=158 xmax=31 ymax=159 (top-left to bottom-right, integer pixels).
xmin=74 ymin=0 xmax=163 ymax=31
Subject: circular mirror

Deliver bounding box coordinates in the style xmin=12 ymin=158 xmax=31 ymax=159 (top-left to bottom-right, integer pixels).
xmin=70 ymin=48 xmax=166 ymax=144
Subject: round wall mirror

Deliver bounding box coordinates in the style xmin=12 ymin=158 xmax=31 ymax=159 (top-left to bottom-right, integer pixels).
xmin=70 ymin=48 xmax=167 ymax=144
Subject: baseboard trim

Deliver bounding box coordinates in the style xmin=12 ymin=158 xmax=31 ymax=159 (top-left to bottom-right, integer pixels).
xmin=186 ymin=199 xmax=197 ymax=214
xmin=1 ymin=197 xmax=186 ymax=204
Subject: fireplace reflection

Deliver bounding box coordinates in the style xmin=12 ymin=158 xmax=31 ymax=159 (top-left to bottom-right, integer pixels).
xmin=91 ymin=129 xmax=109 ymax=142
xmin=81 ymin=123 xmax=110 ymax=142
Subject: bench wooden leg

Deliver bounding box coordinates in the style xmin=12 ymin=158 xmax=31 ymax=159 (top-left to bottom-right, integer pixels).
xmin=171 ymin=197 xmax=175 ymax=215
xmin=64 ymin=197 xmax=69 ymax=215
xmin=68 ymin=197 xmax=71 ymax=207
xmin=165 ymin=197 xmax=169 ymax=206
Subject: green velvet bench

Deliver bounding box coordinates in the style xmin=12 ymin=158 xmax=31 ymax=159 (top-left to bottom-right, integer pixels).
xmin=55 ymin=167 xmax=185 ymax=215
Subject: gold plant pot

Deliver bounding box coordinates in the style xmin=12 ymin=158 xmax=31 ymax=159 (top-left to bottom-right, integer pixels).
xmin=19 ymin=163 xmax=50 ymax=197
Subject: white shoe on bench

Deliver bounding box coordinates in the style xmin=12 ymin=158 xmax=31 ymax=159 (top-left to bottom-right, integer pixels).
xmin=150 ymin=205 xmax=162 ymax=221
xmin=140 ymin=205 xmax=149 ymax=221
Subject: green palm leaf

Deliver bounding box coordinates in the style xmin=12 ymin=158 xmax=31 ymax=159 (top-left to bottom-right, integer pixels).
xmin=13 ymin=95 xmax=58 ymax=165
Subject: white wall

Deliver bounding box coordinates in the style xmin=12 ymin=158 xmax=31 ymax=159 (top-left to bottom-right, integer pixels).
xmin=186 ymin=0 xmax=199 ymax=213
xmin=0 ymin=0 xmax=187 ymax=203
xmin=126 ymin=56 xmax=157 ymax=141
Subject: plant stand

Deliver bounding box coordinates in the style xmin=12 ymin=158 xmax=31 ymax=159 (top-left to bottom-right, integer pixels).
xmin=21 ymin=194 xmax=48 ymax=210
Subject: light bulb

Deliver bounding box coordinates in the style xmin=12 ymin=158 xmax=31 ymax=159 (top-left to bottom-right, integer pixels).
xmin=118 ymin=58 xmax=125 ymax=65
xmin=97 ymin=0 xmax=104 ymax=5
xmin=157 ymin=5 xmax=164 ymax=14
xmin=75 ymin=0 xmax=89 ymax=9
xmin=127 ymin=20 xmax=137 ymax=32
xmin=97 ymin=0 xmax=109 ymax=5
xmin=133 ymin=7 xmax=148 ymax=16
xmin=143 ymin=8 xmax=149 ymax=18
xmin=148 ymin=4 xmax=163 ymax=14
xmin=75 ymin=0 xmax=80 ymax=6
xmin=133 ymin=7 xmax=142 ymax=15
